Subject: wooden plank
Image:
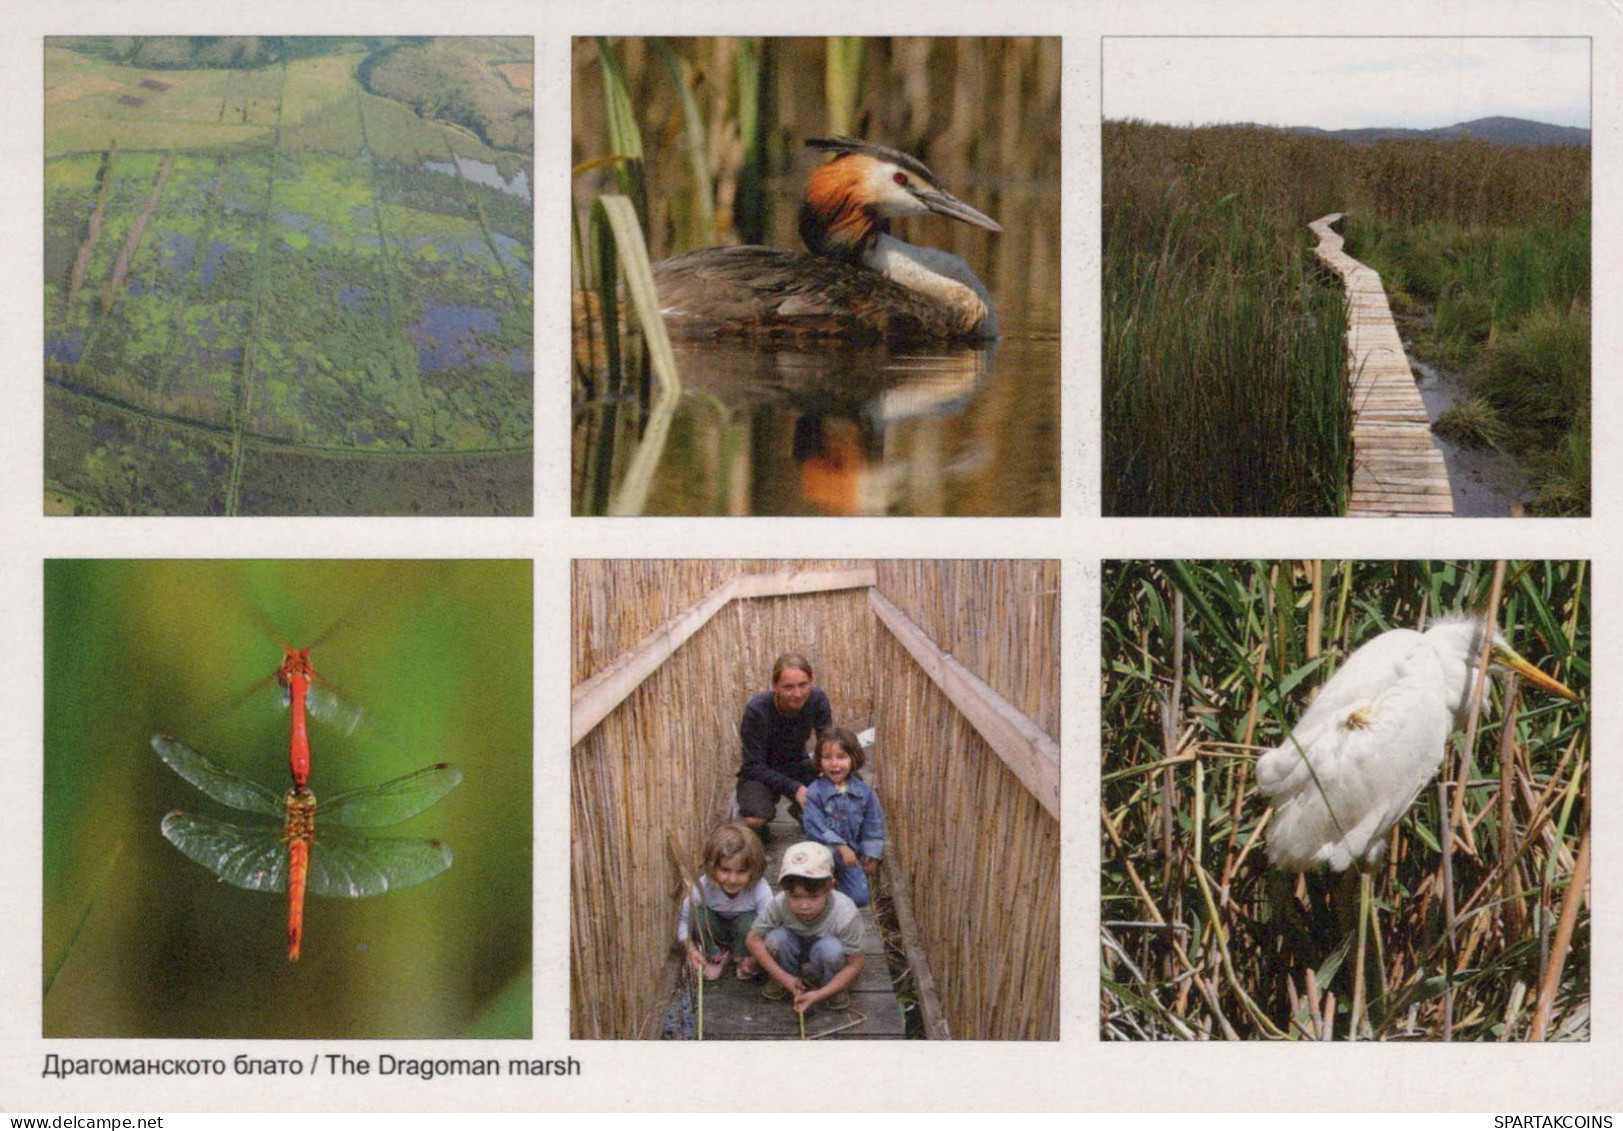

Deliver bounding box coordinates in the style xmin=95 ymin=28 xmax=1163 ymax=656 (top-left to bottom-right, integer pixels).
xmin=1353 ymin=507 xmax=1454 ymax=514
xmin=868 ymin=587 xmax=1060 ymax=819
xmin=1353 ymin=509 xmax=1454 ymax=517
xmin=571 ymin=577 xmax=740 ymax=744
xmin=730 ymin=566 xmax=877 ymax=599
xmin=1353 ymin=436 xmax=1443 ymax=449
xmin=1312 ymin=212 xmax=1454 ymax=517
xmin=1352 ymin=500 xmax=1453 ymax=511
xmin=1361 ymin=462 xmax=1453 ymax=473
xmin=1354 ymin=476 xmax=1453 ymax=491
xmin=882 ymin=852 xmax=950 ymax=1039
xmin=1355 ymin=453 xmax=1451 ymax=467
xmin=697 ymin=804 xmax=908 ymax=1040
xmin=1352 ymin=494 xmax=1454 ymax=507
xmin=572 ymin=567 xmax=878 ymax=744
xmin=692 ymin=986 xmax=908 ymax=1040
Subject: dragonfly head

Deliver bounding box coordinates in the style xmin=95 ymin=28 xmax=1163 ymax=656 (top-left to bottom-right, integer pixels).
xmin=278 ymin=647 xmax=316 ymax=687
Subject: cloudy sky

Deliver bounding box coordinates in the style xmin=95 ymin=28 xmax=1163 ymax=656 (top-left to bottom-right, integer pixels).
xmin=1103 ymin=38 xmax=1590 ymax=130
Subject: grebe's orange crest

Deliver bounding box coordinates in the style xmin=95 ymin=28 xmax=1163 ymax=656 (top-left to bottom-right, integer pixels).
xmin=804 ymin=158 xmax=880 ymax=250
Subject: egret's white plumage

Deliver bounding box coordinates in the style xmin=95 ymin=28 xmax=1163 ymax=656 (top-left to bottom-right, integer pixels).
xmin=1257 ymin=618 xmax=1575 ymax=872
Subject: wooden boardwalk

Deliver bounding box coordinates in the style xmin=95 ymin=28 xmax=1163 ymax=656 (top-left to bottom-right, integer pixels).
xmin=687 ymin=800 xmax=906 ymax=1040
xmin=1310 ymin=213 xmax=1454 ymax=516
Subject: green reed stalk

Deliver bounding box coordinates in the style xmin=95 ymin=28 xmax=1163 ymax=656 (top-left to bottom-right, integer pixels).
xmin=652 ymin=39 xmax=715 ymax=248
xmin=824 ymin=38 xmax=867 ymax=136
xmin=1101 ymin=560 xmax=1590 ymax=1041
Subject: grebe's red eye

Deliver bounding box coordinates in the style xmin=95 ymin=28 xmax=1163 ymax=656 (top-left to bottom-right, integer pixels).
xmin=893 ymin=172 xmax=908 ymax=186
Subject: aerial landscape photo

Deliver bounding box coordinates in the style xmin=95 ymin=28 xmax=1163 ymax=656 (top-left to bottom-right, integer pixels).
xmin=1103 ymin=37 xmax=1589 ymax=518
xmin=44 ymin=36 xmax=534 ymax=516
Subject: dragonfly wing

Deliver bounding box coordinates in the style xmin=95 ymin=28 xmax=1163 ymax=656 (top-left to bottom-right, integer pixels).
xmin=306 ymin=832 xmax=454 ymax=898
xmin=152 ymin=735 xmax=283 ymax=816
xmin=305 ymin=682 xmax=365 ymax=738
xmin=161 ymin=811 xmax=288 ymax=892
xmin=321 ymin=764 xmax=463 ymax=828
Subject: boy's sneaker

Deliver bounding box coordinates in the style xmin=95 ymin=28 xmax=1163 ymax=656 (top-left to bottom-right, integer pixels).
xmin=702 ymin=950 xmax=730 ymax=981
xmin=735 ymin=955 xmax=759 ymax=980
xmin=760 ymin=979 xmax=790 ymax=1001
xmin=823 ymin=987 xmax=852 ymax=1011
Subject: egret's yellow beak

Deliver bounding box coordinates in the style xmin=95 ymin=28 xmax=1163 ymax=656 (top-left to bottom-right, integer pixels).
xmin=1492 ymin=641 xmax=1578 ymax=700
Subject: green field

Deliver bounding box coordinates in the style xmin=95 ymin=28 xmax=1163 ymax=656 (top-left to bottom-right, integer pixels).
xmin=45 ymin=37 xmax=533 ymax=515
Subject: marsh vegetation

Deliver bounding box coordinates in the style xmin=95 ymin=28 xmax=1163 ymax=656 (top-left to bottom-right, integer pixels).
xmin=1103 ymin=121 xmax=1589 ymax=516
xmin=1101 ymin=560 xmax=1589 ymax=1040
xmin=45 ymin=36 xmax=534 ymax=515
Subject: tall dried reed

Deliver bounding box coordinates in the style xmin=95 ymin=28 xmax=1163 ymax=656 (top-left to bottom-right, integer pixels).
xmin=573 ymin=38 xmax=1060 ymax=262
xmin=874 ymin=560 xmax=1060 ymax=1039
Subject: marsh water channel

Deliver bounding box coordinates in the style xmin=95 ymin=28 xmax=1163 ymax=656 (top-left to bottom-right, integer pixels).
xmin=1409 ymin=353 xmax=1531 ymax=517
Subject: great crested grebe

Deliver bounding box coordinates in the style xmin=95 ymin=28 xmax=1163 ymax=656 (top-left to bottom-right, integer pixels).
xmin=654 ymin=136 xmax=1002 ymax=343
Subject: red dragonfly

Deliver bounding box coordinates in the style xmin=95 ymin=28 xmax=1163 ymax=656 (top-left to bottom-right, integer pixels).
xmin=275 ymin=645 xmax=364 ymax=788
xmin=153 ymin=735 xmax=461 ymax=961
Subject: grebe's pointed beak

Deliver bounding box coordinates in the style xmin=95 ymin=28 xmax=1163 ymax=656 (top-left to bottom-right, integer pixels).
xmin=913 ymin=187 xmax=1002 ymax=233
xmin=1492 ymin=640 xmax=1578 ymax=700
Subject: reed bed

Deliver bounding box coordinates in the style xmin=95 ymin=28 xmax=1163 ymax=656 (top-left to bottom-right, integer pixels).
xmin=573 ymin=38 xmax=1060 ymax=265
xmin=571 ymin=559 xmax=1059 ymax=1040
xmin=1103 ymin=123 xmax=1352 ymax=516
xmin=875 ymin=622 xmax=1060 ymax=1040
xmin=1100 ymin=560 xmax=1589 ymax=1041
xmin=1104 ymin=120 xmax=1590 ymax=516
xmin=875 ymin=559 xmax=1060 ymax=738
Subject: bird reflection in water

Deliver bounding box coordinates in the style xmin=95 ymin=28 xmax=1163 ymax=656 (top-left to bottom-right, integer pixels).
xmin=669 ymin=338 xmax=995 ymax=516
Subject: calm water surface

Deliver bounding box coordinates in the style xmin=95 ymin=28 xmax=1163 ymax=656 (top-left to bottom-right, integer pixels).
xmin=636 ymin=333 xmax=1058 ymax=516
xmin=1411 ymin=354 xmax=1531 ymax=517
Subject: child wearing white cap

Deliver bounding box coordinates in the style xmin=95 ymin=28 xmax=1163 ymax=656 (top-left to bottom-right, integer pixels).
xmin=745 ymin=841 xmax=868 ymax=1013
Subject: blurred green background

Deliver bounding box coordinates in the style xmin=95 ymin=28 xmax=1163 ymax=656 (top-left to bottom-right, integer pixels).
xmin=44 ymin=559 xmax=532 ymax=1038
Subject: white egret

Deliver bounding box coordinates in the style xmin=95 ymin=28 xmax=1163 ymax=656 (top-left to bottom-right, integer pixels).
xmin=1257 ymin=617 xmax=1577 ymax=872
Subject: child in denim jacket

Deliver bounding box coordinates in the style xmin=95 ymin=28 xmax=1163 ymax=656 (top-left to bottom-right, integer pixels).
xmin=801 ymin=726 xmax=886 ymax=907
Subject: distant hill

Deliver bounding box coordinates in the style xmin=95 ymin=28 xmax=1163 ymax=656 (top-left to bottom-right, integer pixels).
xmin=1288 ymin=116 xmax=1589 ymax=147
